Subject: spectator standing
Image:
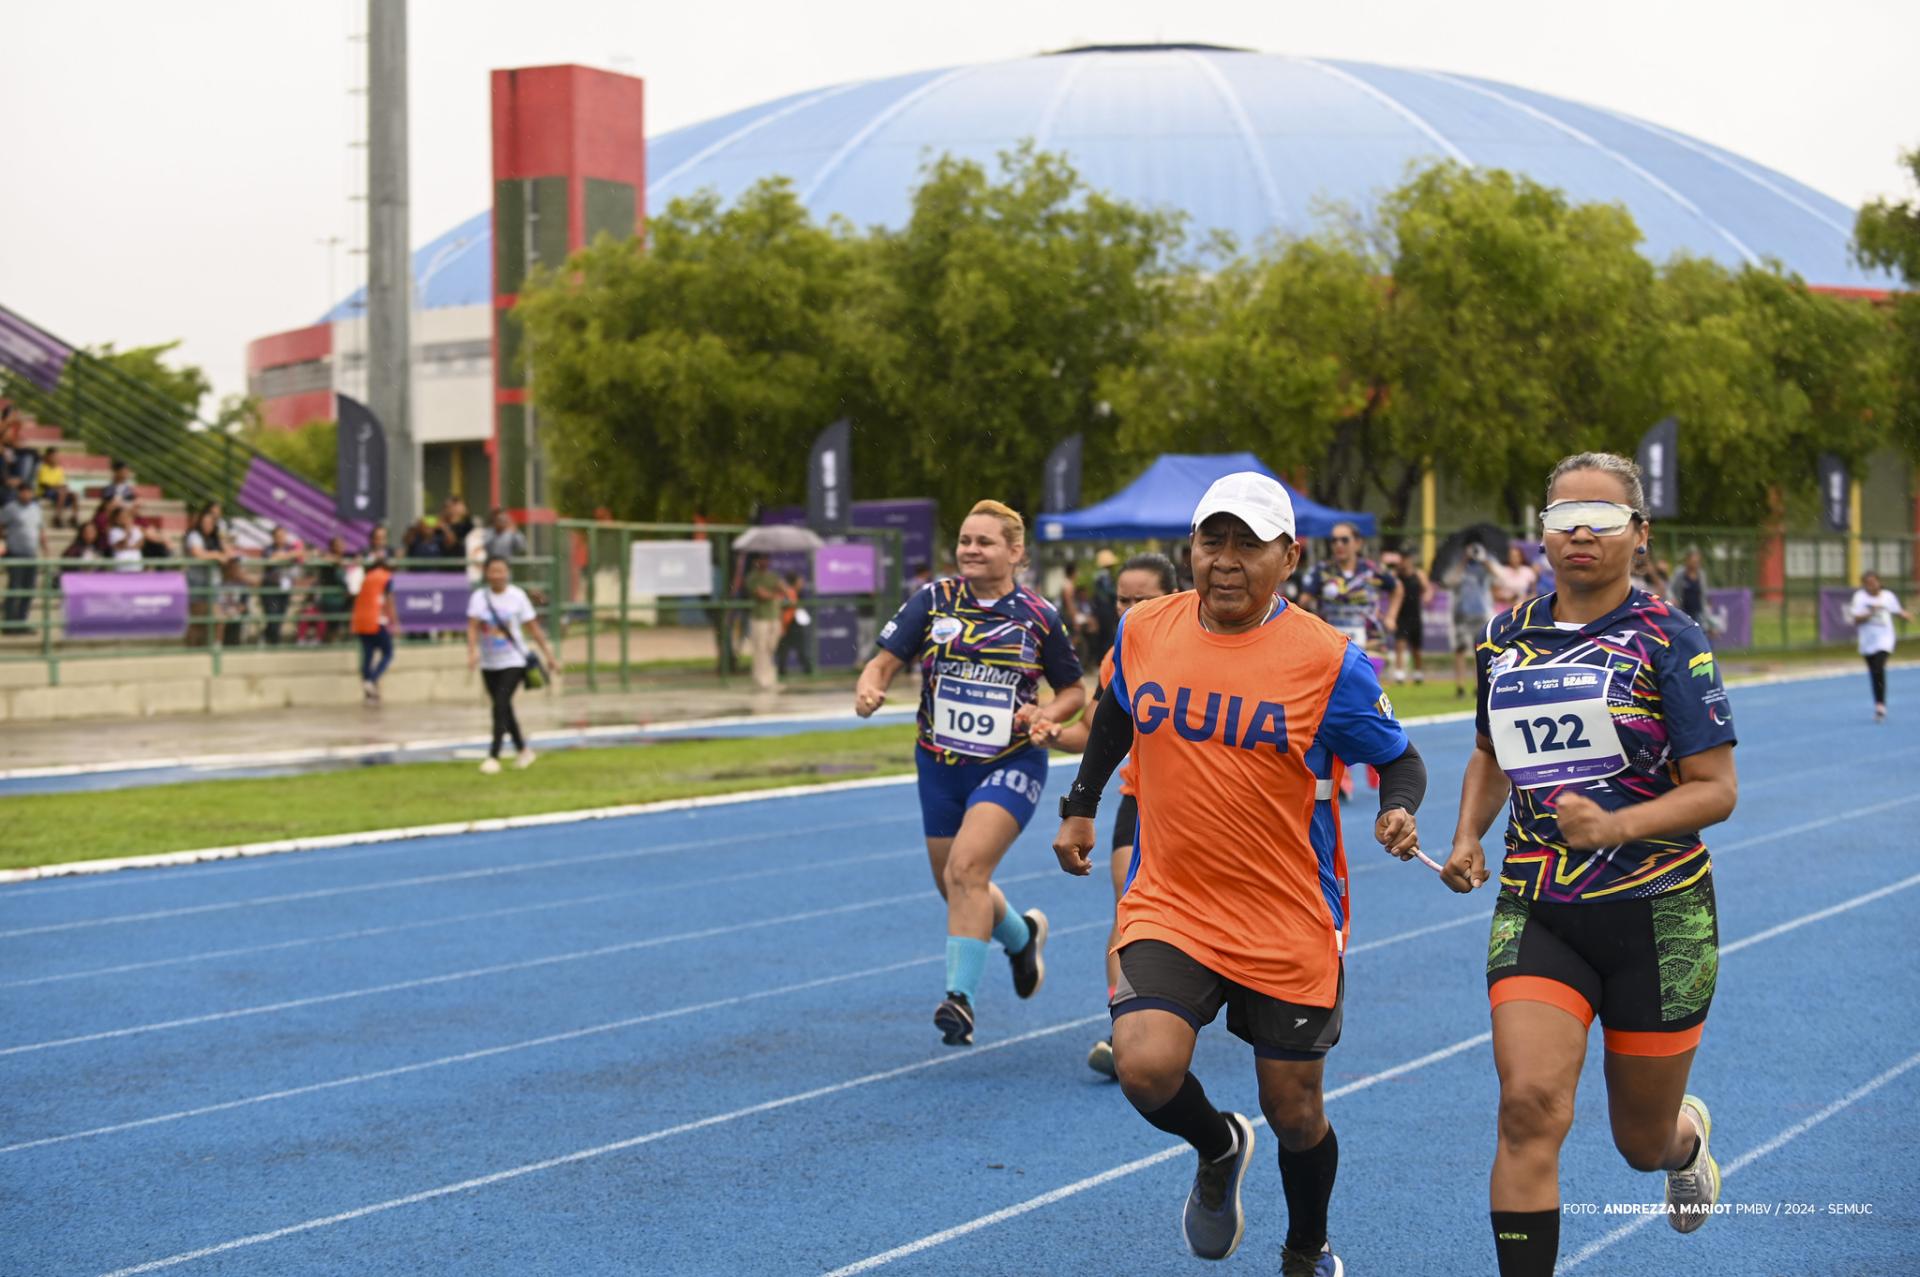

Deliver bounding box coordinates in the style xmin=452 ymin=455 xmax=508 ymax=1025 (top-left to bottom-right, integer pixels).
xmin=219 ymin=556 xmax=255 ymax=647
xmin=107 ymin=505 xmax=145 ymax=571
xmin=466 ymin=555 xmax=561 ymax=773
xmin=774 ymin=571 xmax=814 ymax=675
xmin=1089 ymin=548 xmax=1120 ymax=663
xmin=2 ymin=484 xmax=47 ymax=633
xmin=745 ymin=553 xmax=784 ymax=690
xmin=1673 ymin=547 xmax=1709 ymax=625
xmin=183 ymin=505 xmax=232 ymax=647
xmin=1451 ymin=542 xmax=1496 ymax=699
xmin=1388 ymin=549 xmax=1432 ymax=685
xmin=260 ymin=527 xmax=303 ymax=645
xmin=442 ymin=497 xmax=475 ymax=546
xmin=1492 ymin=543 xmax=1539 ymax=609
xmin=485 ymin=508 xmax=528 ymax=562
xmin=312 ymin=536 xmax=353 ymax=642
xmin=351 ymin=549 xmax=399 ymax=703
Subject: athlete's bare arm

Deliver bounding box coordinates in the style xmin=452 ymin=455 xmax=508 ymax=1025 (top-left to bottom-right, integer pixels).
xmin=1442 ymin=734 xmax=1510 ymax=893
xmin=854 ymin=649 xmax=903 ymax=717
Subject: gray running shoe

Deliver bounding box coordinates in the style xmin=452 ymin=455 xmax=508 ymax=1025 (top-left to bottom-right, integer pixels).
xmin=1666 ymin=1094 xmax=1721 ymax=1233
xmin=1182 ymin=1111 xmax=1255 ymax=1260
xmin=1007 ymin=909 xmax=1048 ymax=999
xmin=1086 ymin=1036 xmax=1116 ymax=1078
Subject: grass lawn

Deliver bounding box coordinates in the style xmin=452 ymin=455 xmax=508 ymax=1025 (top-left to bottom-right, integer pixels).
xmin=9 ymin=724 xmax=918 ymax=871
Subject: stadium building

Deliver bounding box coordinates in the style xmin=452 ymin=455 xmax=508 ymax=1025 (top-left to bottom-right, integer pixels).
xmin=244 ymin=44 xmax=1895 ymax=526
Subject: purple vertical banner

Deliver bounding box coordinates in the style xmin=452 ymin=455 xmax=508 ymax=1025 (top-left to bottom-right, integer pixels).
xmin=0 ymin=305 xmax=75 ymax=392
xmin=390 ymin=572 xmax=473 ymax=632
xmin=1422 ymin=587 xmax=1453 ymax=653
xmin=814 ymin=605 xmax=860 ymax=668
xmin=62 ymin=571 xmax=188 ymax=639
xmin=814 ymin=543 xmax=877 ymax=594
xmin=852 ymin=498 xmax=938 ymax=585
xmin=1819 ymin=586 xmax=1859 ymax=645
xmin=1702 ymin=588 xmax=1752 ymax=649
xmin=238 ymin=456 xmax=372 ymax=551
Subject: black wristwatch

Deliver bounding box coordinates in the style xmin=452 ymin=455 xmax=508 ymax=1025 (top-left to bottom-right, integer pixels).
xmin=1058 ymin=794 xmax=1100 ymax=820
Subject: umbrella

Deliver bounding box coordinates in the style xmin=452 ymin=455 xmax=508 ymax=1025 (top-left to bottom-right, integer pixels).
xmin=732 ymin=525 xmax=824 ymax=554
xmin=1430 ymin=523 xmax=1512 ymax=584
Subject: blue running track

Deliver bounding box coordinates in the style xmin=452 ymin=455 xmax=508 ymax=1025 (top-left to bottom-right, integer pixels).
xmin=2 ymin=669 xmax=1916 ymax=1275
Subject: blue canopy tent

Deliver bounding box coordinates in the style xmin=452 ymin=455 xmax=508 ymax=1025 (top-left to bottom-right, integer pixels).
xmin=1036 ymin=452 xmax=1375 ymax=542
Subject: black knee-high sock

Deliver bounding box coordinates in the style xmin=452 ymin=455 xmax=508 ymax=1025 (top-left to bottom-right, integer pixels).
xmin=1491 ymin=1210 xmax=1559 ymax=1277
xmin=1277 ymin=1125 xmax=1338 ymax=1253
xmin=1134 ymin=1072 xmax=1233 ymax=1160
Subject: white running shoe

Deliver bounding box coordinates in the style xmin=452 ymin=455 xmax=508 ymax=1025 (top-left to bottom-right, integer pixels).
xmin=515 ymin=748 xmax=537 ymax=770
xmin=1666 ymin=1094 xmax=1720 ymax=1234
xmin=479 ymin=757 xmax=502 ymax=775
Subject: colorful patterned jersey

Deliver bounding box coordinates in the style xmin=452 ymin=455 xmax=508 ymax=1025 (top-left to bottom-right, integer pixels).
xmin=878 ymin=578 xmax=1083 ymax=765
xmin=1475 ymin=589 xmax=1737 ymax=904
xmin=1300 ymin=558 xmax=1398 ymax=644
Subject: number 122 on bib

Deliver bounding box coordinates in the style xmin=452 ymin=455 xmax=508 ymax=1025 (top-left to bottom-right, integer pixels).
xmin=1488 ymin=666 xmax=1628 ymax=788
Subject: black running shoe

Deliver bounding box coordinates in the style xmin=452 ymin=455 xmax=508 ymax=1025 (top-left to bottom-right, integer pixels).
xmin=934 ymin=992 xmax=974 ymax=1046
xmin=1183 ymin=1111 xmax=1255 ymax=1260
xmin=1007 ymin=908 xmax=1049 ymax=999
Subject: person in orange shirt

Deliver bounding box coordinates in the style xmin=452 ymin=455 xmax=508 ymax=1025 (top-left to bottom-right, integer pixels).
xmin=1052 ymin=473 xmax=1427 ymax=1277
xmin=1030 ymin=551 xmax=1178 ymax=1078
xmin=351 ymin=546 xmax=401 ymax=703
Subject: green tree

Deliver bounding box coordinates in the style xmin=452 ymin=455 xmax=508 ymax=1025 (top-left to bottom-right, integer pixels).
xmin=853 ymin=143 xmax=1186 ymax=518
xmin=1852 ymin=145 xmax=1920 ymax=461
xmin=517 ymin=179 xmax=872 ymax=522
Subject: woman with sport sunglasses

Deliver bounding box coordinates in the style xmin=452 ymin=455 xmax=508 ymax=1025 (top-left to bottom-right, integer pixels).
xmin=1439 ymin=452 xmax=1739 ymax=1276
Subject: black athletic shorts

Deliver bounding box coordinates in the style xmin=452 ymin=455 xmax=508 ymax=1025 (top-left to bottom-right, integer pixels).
xmin=1110 ymin=793 xmax=1139 ymax=851
xmin=1486 ymin=873 xmax=1718 ymax=1056
xmin=1112 ymin=939 xmax=1343 ymax=1061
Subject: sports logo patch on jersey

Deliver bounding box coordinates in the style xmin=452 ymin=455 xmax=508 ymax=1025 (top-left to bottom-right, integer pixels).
xmin=930 ymin=617 xmax=963 ymax=645
xmin=1688 ymin=651 xmax=1716 ymax=680
xmin=1375 ymin=692 xmax=1394 ymax=719
xmin=1490 ymin=649 xmax=1519 ymax=677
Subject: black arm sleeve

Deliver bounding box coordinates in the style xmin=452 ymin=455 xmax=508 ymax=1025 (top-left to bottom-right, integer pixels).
xmin=1064 ymin=686 xmax=1135 ymax=812
xmin=1375 ymin=739 xmax=1427 ymax=816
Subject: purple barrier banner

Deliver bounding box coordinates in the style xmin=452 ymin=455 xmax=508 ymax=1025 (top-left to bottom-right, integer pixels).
xmin=814 ymin=604 xmax=860 ymax=669
xmin=815 ymin=543 xmax=877 ymax=594
xmin=238 ymin=456 xmax=372 ymax=552
xmin=1819 ymin=586 xmax=1858 ymax=645
xmin=391 ymin=572 xmax=473 ymax=632
xmin=0 ymin=306 xmax=75 ymax=392
xmin=62 ymin=570 xmax=188 ymax=639
xmin=1703 ymin=588 xmax=1752 ymax=649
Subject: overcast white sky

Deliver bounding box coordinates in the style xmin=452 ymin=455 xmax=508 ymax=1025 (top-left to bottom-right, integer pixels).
xmin=3 ymin=0 xmax=1914 ymax=405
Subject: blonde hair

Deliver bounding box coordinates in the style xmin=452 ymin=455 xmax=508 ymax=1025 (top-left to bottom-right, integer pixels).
xmin=964 ymin=499 xmax=1027 ymax=563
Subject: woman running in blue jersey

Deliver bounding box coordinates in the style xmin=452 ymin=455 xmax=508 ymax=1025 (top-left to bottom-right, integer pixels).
xmin=1029 ymin=552 xmax=1179 ymax=1077
xmin=854 ymin=500 xmax=1086 ymax=1046
xmin=1436 ymin=452 xmax=1739 ymax=1277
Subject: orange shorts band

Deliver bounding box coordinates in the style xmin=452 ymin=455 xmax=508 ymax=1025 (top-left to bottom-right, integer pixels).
xmin=1602 ymin=1024 xmax=1705 ymax=1057
xmin=1488 ymin=975 xmax=1595 ymax=1028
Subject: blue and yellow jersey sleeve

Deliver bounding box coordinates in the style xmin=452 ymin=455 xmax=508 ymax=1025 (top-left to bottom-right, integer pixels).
xmin=1313 ymin=643 xmax=1412 ymax=767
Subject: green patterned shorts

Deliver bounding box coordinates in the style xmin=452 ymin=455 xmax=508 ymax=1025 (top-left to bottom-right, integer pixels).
xmin=1486 ymin=875 xmax=1719 ymax=1042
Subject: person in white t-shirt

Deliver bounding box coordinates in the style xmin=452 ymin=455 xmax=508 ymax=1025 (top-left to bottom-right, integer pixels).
xmin=466 ymin=555 xmax=562 ymax=773
xmin=1849 ymin=571 xmax=1911 ymax=722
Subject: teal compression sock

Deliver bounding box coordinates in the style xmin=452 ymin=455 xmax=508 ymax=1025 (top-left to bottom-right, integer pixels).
xmin=946 ymin=936 xmax=990 ymax=1001
xmin=991 ymin=907 xmax=1032 ymax=954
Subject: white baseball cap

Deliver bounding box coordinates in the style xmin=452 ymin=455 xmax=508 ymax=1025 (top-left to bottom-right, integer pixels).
xmin=1190 ymin=471 xmax=1296 ymax=542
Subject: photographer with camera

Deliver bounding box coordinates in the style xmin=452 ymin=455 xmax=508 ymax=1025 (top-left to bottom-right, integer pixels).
xmin=1451 ymin=541 xmax=1496 ymax=699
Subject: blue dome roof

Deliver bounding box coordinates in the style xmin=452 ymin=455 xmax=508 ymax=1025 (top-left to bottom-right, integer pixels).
xmin=323 ymin=46 xmax=1887 ymax=320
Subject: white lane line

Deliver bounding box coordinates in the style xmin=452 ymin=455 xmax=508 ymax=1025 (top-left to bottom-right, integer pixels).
xmin=1560 ymin=1048 xmax=1920 ymax=1270
xmin=0 ymin=869 xmax=1047 ymax=1058
xmin=5 ymin=904 xmax=1478 ymax=1153
xmin=2 ymin=921 xmax=1104 ymax=1157
xmin=0 ymin=846 xmax=926 ymax=991
xmin=92 ymin=1012 xmax=1113 ymax=1277
xmin=822 ymin=1031 xmax=1493 ymax=1277
xmin=815 ymin=868 xmax=1920 ymax=1273
xmin=0 ymin=815 xmax=911 ymax=939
